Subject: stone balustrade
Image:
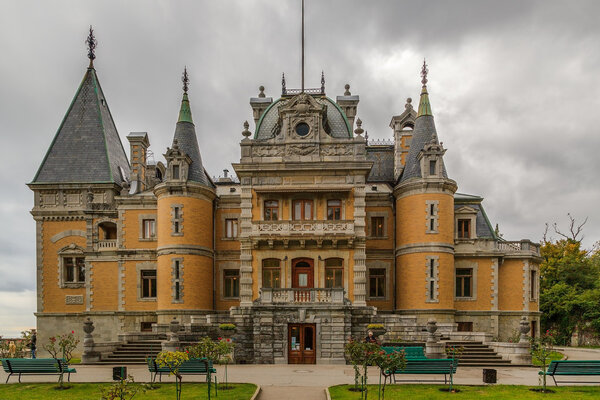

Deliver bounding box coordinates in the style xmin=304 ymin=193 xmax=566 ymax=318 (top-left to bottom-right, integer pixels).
xmin=98 ymin=239 xmax=117 ymax=250
xmin=455 ymin=239 xmax=541 ymax=257
xmin=259 ymin=288 xmax=345 ymax=304
xmin=252 ymin=220 xmax=354 ymax=237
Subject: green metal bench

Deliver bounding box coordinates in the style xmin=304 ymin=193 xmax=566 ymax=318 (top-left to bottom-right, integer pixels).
xmin=540 ymin=360 xmax=600 ymax=386
xmin=382 ymin=346 xmax=426 ymax=359
xmin=1 ymin=358 xmax=76 ymax=383
xmin=385 ymin=358 xmax=458 ymax=385
xmin=147 ymin=357 xmax=217 ymax=391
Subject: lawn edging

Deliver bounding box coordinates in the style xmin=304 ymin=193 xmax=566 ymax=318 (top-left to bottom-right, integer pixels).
xmin=326 ymin=386 xmax=332 ymax=400
xmin=250 ymin=384 xmax=261 ymax=400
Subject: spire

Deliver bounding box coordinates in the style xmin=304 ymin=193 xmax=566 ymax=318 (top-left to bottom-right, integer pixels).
xmin=177 ymin=67 xmax=194 ymax=124
xmin=171 ymin=67 xmax=210 ymax=186
xmin=417 ymin=59 xmax=432 ymax=117
xmin=86 ymin=26 xmax=97 ymax=68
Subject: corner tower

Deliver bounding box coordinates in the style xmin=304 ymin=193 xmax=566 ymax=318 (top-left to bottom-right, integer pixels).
xmin=394 ymin=61 xmax=457 ymax=323
xmin=154 ymin=68 xmax=216 ymax=322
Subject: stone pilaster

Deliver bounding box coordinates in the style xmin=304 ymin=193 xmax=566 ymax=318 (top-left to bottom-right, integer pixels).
xmin=353 ymin=184 xmax=366 ymax=306
xmin=239 ymin=184 xmax=253 ymax=306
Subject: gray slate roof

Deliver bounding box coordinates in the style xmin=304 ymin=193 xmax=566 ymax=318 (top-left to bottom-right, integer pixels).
xmin=366 ymin=145 xmax=394 ymax=182
xmin=398 ymin=115 xmax=447 ymax=183
xmin=32 ymin=67 xmax=130 ymax=185
xmin=454 ymin=193 xmax=496 ymax=239
xmin=254 ymin=96 xmax=351 ymax=140
xmin=172 ymin=120 xmax=211 ymax=186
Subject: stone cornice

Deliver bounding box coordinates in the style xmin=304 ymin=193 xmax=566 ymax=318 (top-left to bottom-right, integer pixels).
xmin=393 ymin=177 xmax=458 ymax=198
xmin=154 ymin=181 xmax=216 ymax=200
xmin=395 ymin=242 xmax=455 ymax=256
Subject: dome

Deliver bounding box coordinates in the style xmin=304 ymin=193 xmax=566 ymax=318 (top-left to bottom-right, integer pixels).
xmin=254 ymin=96 xmax=352 ymax=140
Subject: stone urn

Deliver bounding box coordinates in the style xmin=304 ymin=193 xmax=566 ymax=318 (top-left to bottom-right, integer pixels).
xmin=218 ymin=323 xmax=237 ymax=340
xmin=81 ymin=318 xmax=100 ymax=363
xmin=426 ymin=319 xmax=438 ymax=342
xmin=519 ymin=317 xmax=531 ymax=343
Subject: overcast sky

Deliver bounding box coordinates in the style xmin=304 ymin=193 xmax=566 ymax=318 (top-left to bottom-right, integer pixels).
xmin=1 ymin=0 xmax=599 ymax=337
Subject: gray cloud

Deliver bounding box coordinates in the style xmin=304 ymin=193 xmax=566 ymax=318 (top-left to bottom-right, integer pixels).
xmin=1 ymin=0 xmax=599 ymax=334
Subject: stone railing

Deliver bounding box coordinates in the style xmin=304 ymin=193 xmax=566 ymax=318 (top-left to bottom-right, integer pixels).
xmin=497 ymin=240 xmax=540 ymax=255
xmin=98 ymin=239 xmax=117 ymax=250
xmin=259 ymin=288 xmax=345 ymax=304
xmin=252 ymin=220 xmax=354 ymax=236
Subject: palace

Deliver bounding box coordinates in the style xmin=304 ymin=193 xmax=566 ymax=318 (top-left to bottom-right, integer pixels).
xmin=28 ymin=32 xmax=541 ymax=364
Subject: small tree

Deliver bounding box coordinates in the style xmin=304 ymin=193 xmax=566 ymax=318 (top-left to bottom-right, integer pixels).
xmin=344 ymin=338 xmax=363 ymax=391
xmin=344 ymin=338 xmax=380 ymax=399
xmin=530 ymin=329 xmax=556 ymax=392
xmin=376 ymin=349 xmax=406 ymax=400
xmin=156 ymin=351 xmax=189 ymax=400
xmin=216 ymin=338 xmax=235 ymax=389
xmin=42 ymin=331 xmax=80 ymax=387
xmin=186 ymin=337 xmax=220 ymax=361
xmin=101 ymin=375 xmax=147 ymax=400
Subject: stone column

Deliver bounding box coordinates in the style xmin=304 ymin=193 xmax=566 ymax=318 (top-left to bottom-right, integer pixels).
xmin=81 ymin=318 xmax=101 ymax=363
xmin=162 ymin=318 xmax=181 ymax=351
xmin=425 ymin=319 xmax=444 ymax=359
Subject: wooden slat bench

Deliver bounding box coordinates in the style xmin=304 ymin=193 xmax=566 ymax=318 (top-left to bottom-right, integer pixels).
xmin=1 ymin=358 xmax=76 ymax=384
xmin=540 ymin=360 xmax=600 ymax=386
xmin=382 ymin=346 xmax=426 ymax=359
xmin=385 ymin=358 xmax=458 ymax=385
xmin=147 ymin=357 xmax=217 ymax=390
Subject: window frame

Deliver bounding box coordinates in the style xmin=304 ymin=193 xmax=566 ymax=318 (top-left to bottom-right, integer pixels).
xmin=140 ymin=270 xmax=157 ymax=299
xmin=264 ymin=200 xmax=279 ymax=221
xmin=292 ymin=199 xmax=313 ymax=221
xmin=457 ymin=218 xmax=471 ymax=239
xmin=324 ymin=258 xmax=344 ymax=289
xmin=368 ymin=268 xmax=386 ymax=299
xmin=225 ymin=218 xmax=238 ymax=238
xmin=455 ymin=268 xmax=473 ymax=298
xmin=371 ymin=216 xmax=385 ymax=237
xmin=262 ymin=259 xmax=281 ymax=289
xmin=142 ymin=219 xmax=156 ymax=239
xmin=327 ymin=199 xmax=342 ymax=221
xmin=223 ymin=269 xmax=240 ymax=299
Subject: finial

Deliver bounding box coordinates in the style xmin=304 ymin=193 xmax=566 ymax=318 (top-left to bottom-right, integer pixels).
xmin=421 ymin=58 xmax=428 ymax=86
xmin=354 ymin=118 xmax=364 ymax=136
xmin=86 ymin=26 xmax=97 ymax=67
xmin=258 ymin=86 xmax=265 ymax=98
xmin=405 ymin=97 xmax=413 ymax=110
xmin=281 ymin=73 xmax=286 ymax=95
xmin=242 ymin=120 xmax=251 ymax=138
xmin=182 ymin=67 xmax=189 ymax=94
xmin=321 ymin=71 xmax=325 ymax=93
xmin=344 ymin=84 xmax=351 ymax=96
xmin=365 ymin=130 xmax=369 ymax=144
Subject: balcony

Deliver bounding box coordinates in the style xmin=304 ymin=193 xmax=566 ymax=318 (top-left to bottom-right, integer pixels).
xmin=252 ymin=220 xmax=355 ymax=237
xmin=259 ymin=288 xmax=345 ymax=305
xmin=454 ymin=239 xmax=541 ymax=258
xmin=98 ymin=239 xmax=117 ymax=251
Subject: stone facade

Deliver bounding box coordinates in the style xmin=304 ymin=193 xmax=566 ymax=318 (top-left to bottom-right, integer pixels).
xmin=28 ymin=45 xmax=542 ymax=363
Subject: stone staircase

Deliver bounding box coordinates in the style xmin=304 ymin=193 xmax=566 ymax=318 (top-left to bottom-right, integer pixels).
xmin=99 ymin=340 xmax=163 ymax=364
xmin=445 ymin=341 xmax=512 ymax=367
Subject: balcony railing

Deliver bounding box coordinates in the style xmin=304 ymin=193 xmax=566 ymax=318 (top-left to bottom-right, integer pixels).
xmin=98 ymin=239 xmax=117 ymax=251
xmin=259 ymin=288 xmax=345 ymax=304
xmin=252 ymin=220 xmax=354 ymax=237
xmin=497 ymin=240 xmax=540 ymax=255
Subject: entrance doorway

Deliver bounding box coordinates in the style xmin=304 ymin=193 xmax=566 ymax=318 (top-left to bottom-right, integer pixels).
xmin=292 ymin=258 xmax=314 ymax=302
xmin=288 ymin=324 xmax=316 ymax=364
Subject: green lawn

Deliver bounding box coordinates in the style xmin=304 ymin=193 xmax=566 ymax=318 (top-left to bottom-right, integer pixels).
xmin=532 ymin=351 xmax=564 ymax=367
xmin=329 ymin=384 xmax=600 ymax=399
xmin=0 ymin=382 xmax=256 ymax=400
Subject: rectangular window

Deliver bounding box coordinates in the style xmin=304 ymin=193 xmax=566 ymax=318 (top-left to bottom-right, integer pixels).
xmin=371 ymin=216 xmax=385 ymax=237
xmin=427 ymin=258 xmax=437 ymax=301
xmin=64 ymin=256 xmax=85 ymax=283
xmin=225 ymin=219 xmax=238 ymax=238
xmin=293 ymin=199 xmax=313 ymax=220
xmin=327 ymin=200 xmax=341 ymax=221
xmin=141 ymin=270 xmax=157 ymax=298
xmin=369 ymin=268 xmax=386 ymax=298
xmin=224 ymin=269 xmax=240 ymax=298
xmin=142 ymin=219 xmax=156 ymax=239
xmin=457 ymin=219 xmax=471 ymax=239
xmin=426 ymin=201 xmax=439 ymax=234
xmin=173 ymin=259 xmax=182 ymax=301
xmin=262 ymin=259 xmax=281 ymax=289
xmin=429 ymin=160 xmax=436 ymax=175
xmin=172 ymin=206 xmax=182 ymax=235
xmin=530 ymin=270 xmax=537 ymax=300
xmin=172 ymin=164 xmax=180 ymax=179
xmin=264 ymin=200 xmax=279 ymax=221
xmin=325 ymin=258 xmax=343 ymax=288
xmin=456 ymin=268 xmax=473 ymax=297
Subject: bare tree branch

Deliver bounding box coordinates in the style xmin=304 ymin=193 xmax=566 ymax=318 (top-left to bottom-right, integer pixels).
xmin=552 ymin=213 xmax=587 ymax=242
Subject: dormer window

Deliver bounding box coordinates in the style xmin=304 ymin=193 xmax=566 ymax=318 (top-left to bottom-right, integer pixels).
xmin=172 ymin=164 xmax=180 ymax=180
xmin=295 ymin=122 xmax=310 ymax=137
xmin=429 ymin=160 xmax=437 ymax=176
xmin=457 ymin=219 xmax=471 ymax=239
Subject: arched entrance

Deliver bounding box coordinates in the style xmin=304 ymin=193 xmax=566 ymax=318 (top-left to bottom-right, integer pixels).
xmin=292 ymin=258 xmax=314 ymax=289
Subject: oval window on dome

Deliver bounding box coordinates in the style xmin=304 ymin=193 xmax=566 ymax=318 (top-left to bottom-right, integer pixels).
xmin=295 ymin=122 xmax=310 ymax=137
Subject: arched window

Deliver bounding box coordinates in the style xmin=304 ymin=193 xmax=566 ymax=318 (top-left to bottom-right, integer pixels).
xmin=98 ymin=221 xmax=117 ymax=240
xmin=262 ymin=259 xmax=281 ymax=288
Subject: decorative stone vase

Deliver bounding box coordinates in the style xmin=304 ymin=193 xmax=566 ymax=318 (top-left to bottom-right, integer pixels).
xmin=81 ymin=318 xmax=100 ymax=363
xmin=519 ymin=317 xmax=531 ymax=343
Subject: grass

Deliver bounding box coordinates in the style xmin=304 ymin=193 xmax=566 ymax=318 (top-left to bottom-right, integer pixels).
xmin=0 ymin=382 xmax=257 ymax=400
xmin=532 ymin=351 xmax=564 ymax=367
xmin=329 ymin=384 xmax=600 ymax=399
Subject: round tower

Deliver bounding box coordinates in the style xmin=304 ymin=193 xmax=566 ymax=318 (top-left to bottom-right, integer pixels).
xmin=394 ymin=61 xmax=457 ymax=323
xmin=154 ymin=69 xmax=216 ymax=323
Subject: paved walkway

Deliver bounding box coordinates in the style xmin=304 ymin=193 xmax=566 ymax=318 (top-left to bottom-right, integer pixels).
xmin=2 ymin=348 xmax=600 ymax=399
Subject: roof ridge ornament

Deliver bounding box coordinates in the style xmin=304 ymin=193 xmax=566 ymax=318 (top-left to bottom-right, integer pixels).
xmin=86 ymin=26 xmax=97 ymax=68
xmin=321 ymin=71 xmax=325 ymax=94
xmin=281 ymin=73 xmax=286 ymax=96
xmin=421 ymin=58 xmax=428 ymax=87
xmin=182 ymin=66 xmax=189 ymax=94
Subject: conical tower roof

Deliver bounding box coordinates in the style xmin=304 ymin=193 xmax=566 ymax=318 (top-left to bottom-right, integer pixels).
xmin=399 ymin=61 xmax=448 ymax=183
xmin=171 ymin=68 xmax=211 ymax=186
xmin=32 ymin=30 xmax=130 ymax=185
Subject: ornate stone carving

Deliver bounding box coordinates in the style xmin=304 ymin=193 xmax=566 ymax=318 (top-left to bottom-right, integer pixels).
xmin=321 ymin=144 xmax=353 ymax=156
xmin=254 ymin=145 xmax=284 ymax=157
xmin=286 ymin=144 xmax=317 ymax=156
xmin=65 ymin=295 xmax=84 ymax=305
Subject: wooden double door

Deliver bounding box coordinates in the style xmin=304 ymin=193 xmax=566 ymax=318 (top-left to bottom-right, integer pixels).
xmin=288 ymin=323 xmax=316 ymax=364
